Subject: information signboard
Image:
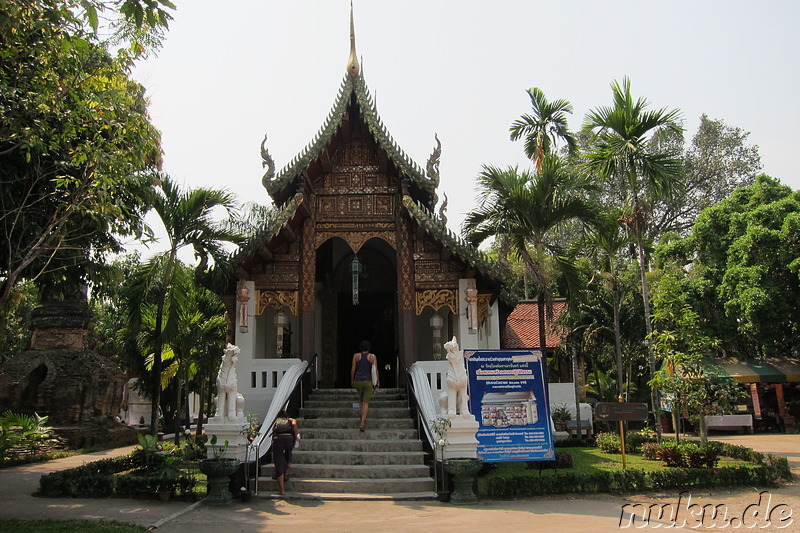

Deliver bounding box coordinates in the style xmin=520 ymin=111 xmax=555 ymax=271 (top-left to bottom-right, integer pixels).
xmin=594 ymin=402 xmax=649 ymax=421
xmin=466 ymin=349 xmax=555 ymax=462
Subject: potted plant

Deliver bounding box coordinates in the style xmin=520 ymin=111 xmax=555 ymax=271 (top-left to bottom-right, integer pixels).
xmin=552 ymin=404 xmax=572 ymax=431
xmin=199 ymin=435 xmax=240 ymax=505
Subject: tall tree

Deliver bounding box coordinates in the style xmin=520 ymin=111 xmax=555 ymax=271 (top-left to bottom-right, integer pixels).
xmin=648 ymin=114 xmax=762 ymax=237
xmin=0 ymin=0 xmax=165 ymax=311
xmin=582 ymin=77 xmax=683 ymax=438
xmin=464 ymin=154 xmax=596 ymax=372
xmin=580 ymin=210 xmax=637 ymax=400
xmin=125 ymin=176 xmax=241 ymax=437
xmin=509 ymin=87 xmax=578 ymax=171
xmin=658 ymin=175 xmax=800 ymax=359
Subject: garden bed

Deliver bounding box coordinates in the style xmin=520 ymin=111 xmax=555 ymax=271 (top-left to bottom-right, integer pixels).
xmin=478 ymin=441 xmax=792 ymax=499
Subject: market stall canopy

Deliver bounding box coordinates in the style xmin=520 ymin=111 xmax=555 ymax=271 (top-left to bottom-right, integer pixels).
xmin=705 ymin=357 xmax=800 ymax=383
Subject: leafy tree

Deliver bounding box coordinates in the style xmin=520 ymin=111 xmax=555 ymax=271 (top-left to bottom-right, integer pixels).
xmin=582 ymin=77 xmax=683 ymax=438
xmin=0 ymin=0 xmax=164 ymax=311
xmin=0 ymin=282 xmax=37 ymax=362
xmin=464 ymin=154 xmax=597 ymax=374
xmin=660 ymin=175 xmax=800 ymax=358
xmin=124 ymin=176 xmax=241 ymax=437
xmin=650 ymin=266 xmax=745 ymax=445
xmin=509 ymin=87 xmax=577 ymax=171
xmin=648 ymin=115 xmax=762 ymax=237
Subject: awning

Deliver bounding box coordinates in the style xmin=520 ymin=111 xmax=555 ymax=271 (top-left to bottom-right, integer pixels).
xmin=704 ymin=357 xmax=800 ymax=383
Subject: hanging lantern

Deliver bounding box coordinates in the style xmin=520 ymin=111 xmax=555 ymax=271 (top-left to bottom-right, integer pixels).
xmin=350 ymin=255 xmax=362 ymax=305
xmin=430 ymin=311 xmax=444 ymax=360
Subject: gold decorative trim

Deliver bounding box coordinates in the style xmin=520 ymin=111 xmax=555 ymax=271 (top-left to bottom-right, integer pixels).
xmin=315 ymin=231 xmax=395 ymax=252
xmin=477 ymin=293 xmax=491 ymax=327
xmin=415 ymin=289 xmax=458 ymax=316
xmin=256 ymin=290 xmax=298 ymax=316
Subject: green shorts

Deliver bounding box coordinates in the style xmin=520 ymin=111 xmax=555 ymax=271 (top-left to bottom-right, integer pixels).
xmin=354 ymin=381 xmax=374 ymax=403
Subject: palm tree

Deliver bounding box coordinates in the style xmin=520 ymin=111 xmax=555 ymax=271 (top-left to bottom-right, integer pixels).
xmin=463 ymin=154 xmax=597 ymax=372
xmin=582 ymin=209 xmax=636 ymax=401
xmin=126 ymin=175 xmax=241 ymax=437
xmin=582 ymin=77 xmax=683 ymax=439
xmin=509 ymin=87 xmax=578 ymax=171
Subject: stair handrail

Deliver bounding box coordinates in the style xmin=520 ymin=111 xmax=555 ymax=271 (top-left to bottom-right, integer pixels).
xmin=251 ymin=358 xmax=309 ymax=452
xmin=408 ymin=362 xmax=442 ymax=448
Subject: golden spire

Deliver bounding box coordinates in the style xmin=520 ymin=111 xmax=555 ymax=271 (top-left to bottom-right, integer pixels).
xmin=346 ymin=1 xmax=360 ymax=77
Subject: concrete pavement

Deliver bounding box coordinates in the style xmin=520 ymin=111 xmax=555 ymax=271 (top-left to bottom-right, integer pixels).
xmin=0 ymin=434 xmax=797 ymax=532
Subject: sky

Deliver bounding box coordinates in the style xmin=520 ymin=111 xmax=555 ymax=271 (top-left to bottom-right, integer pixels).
xmin=131 ymin=1 xmax=800 ymax=245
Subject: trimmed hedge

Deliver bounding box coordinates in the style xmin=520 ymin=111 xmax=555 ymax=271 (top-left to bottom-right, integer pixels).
xmin=38 ymin=455 xmax=197 ymax=499
xmin=479 ymin=464 xmax=783 ymax=498
xmin=479 ymin=438 xmax=794 ymax=498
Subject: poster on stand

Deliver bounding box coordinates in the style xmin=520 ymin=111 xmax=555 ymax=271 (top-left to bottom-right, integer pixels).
xmin=466 ymin=349 xmax=555 ymax=462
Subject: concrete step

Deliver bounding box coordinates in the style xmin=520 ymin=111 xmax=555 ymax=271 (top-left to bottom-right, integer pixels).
xmin=257 ymin=491 xmax=436 ymax=501
xmin=302 ymin=407 xmax=411 ymax=419
xmin=298 ymin=438 xmax=421 ymax=452
xmin=263 ymin=463 xmax=430 ymax=479
xmin=292 ymin=450 xmax=425 ymax=466
xmin=299 ymin=428 xmax=418 ymax=440
xmin=311 ymin=388 xmax=405 ymax=396
xmin=258 ymin=477 xmax=435 ymax=494
xmin=298 ymin=417 xmax=415 ymax=430
xmin=303 ymin=399 xmax=409 ymax=409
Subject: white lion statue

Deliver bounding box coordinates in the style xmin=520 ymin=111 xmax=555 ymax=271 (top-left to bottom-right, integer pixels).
xmin=443 ymin=336 xmax=470 ymax=417
xmin=215 ymin=343 xmax=241 ymax=420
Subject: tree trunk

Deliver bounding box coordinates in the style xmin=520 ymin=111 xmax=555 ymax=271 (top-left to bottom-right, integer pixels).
xmin=572 ymin=345 xmax=582 ymax=437
xmin=612 ymin=278 xmax=624 ymax=401
xmin=634 ymin=229 xmax=661 ymax=441
xmin=195 ymin=377 xmax=206 ymax=439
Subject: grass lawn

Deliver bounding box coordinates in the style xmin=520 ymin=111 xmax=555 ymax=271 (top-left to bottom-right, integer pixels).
xmin=0 ymin=520 xmax=147 ymax=532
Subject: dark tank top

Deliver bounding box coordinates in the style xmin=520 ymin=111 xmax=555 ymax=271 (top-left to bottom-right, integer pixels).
xmin=354 ymin=352 xmax=372 ymax=381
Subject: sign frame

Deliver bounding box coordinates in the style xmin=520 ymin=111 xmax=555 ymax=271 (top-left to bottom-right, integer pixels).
xmin=465 ymin=349 xmax=555 ymax=462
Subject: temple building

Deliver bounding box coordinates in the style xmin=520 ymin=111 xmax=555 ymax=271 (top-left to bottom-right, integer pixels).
xmin=218 ymin=13 xmax=512 ymax=417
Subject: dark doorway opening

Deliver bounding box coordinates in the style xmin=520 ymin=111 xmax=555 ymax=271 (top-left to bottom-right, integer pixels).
xmin=336 ymin=290 xmax=396 ymax=388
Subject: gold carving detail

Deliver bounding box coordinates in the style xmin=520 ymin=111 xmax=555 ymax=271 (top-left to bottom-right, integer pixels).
xmin=256 ymin=290 xmax=298 ymax=316
xmin=477 ymin=293 xmax=491 ymax=327
xmin=415 ymin=289 xmax=458 ymax=315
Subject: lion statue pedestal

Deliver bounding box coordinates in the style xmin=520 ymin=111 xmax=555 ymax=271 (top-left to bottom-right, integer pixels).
xmin=205 ymin=344 xmax=249 ymax=461
xmin=438 ymin=337 xmax=480 ymax=460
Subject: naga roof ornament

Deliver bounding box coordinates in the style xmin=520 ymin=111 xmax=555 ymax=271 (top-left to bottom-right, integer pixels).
xmin=426 ymin=133 xmax=441 ymax=208
xmin=260 ymin=134 xmax=275 ymax=189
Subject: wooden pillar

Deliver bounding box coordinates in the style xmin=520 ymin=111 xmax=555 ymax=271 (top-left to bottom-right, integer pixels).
xmin=750 ymin=383 xmax=762 ymax=419
xmin=396 ymin=214 xmax=416 ymax=369
xmin=300 ymin=217 xmax=316 ymax=362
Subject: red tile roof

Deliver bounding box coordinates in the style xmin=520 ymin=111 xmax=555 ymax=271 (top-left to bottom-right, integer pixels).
xmin=502 ymin=299 xmax=567 ymax=350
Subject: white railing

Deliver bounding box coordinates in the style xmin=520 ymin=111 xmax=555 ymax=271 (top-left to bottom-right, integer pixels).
xmin=251 ymin=359 xmax=308 ymax=451
xmin=409 ymin=361 xmax=449 ymax=444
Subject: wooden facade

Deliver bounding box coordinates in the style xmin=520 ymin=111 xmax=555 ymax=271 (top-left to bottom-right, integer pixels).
xmin=222 ymin=54 xmax=509 ymax=390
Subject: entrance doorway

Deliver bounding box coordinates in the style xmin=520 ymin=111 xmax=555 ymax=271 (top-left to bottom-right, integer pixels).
xmin=330 ymin=240 xmax=398 ymax=388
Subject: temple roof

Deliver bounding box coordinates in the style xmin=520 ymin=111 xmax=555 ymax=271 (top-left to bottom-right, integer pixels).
xmin=502 ymin=299 xmax=568 ymax=350
xmin=261 ymin=71 xmax=438 ymax=205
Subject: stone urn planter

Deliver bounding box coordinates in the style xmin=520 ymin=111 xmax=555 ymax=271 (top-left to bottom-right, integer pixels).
xmin=199 ymin=458 xmax=240 ymax=505
xmin=443 ymin=458 xmax=482 ymax=505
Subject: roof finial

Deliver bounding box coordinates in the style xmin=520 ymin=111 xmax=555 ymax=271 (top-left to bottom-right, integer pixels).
xmin=346 ymin=1 xmax=360 ymax=77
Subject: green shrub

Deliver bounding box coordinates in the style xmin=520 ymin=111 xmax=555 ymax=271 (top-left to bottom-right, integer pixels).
xmin=595 ymin=432 xmax=621 ymax=453
xmin=479 ymin=464 xmax=782 ymax=498
xmin=38 ymin=454 xmax=197 ymax=499
xmin=526 ymin=452 xmax=572 ymax=470
xmin=641 ymin=442 xmax=660 ymax=460
xmin=654 ymin=441 xmax=720 ymax=468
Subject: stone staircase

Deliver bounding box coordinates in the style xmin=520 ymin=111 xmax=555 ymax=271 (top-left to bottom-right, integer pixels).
xmin=257 ymin=388 xmax=435 ymax=500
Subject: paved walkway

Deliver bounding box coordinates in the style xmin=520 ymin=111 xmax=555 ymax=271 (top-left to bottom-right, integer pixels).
xmin=0 ymin=434 xmax=797 ymax=532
